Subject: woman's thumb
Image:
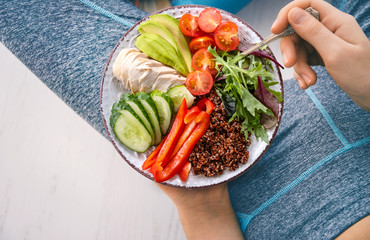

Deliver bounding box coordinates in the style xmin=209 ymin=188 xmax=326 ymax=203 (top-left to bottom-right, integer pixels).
xmin=288 ymin=7 xmax=338 ymax=55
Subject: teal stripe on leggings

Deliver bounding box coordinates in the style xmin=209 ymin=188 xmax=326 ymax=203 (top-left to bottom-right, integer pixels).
xmin=237 ymin=0 xmax=350 ymax=231
xmin=305 ymin=88 xmax=349 ymax=146
xmin=237 ymin=136 xmax=370 ymax=233
xmin=77 ymin=0 xmax=135 ymax=28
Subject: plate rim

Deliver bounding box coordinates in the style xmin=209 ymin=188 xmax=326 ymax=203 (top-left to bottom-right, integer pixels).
xmin=100 ymin=5 xmax=285 ymax=188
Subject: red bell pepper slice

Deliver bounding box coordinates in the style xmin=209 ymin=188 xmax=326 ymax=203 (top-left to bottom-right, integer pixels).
xmin=196 ymin=98 xmax=215 ymax=114
xmin=152 ymin=111 xmax=210 ymax=182
xmin=170 ymin=119 xmax=197 ymax=159
xmin=155 ymin=99 xmax=187 ymax=167
xmin=184 ymin=106 xmax=201 ymax=124
xmin=142 ymin=136 xmax=167 ymax=170
xmin=178 ymin=161 xmax=192 ymax=182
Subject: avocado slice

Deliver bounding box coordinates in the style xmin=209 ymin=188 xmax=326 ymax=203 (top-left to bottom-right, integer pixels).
xmin=135 ymin=32 xmax=187 ymax=75
xmin=149 ymin=14 xmax=193 ymax=73
xmin=138 ymin=20 xmax=188 ymax=75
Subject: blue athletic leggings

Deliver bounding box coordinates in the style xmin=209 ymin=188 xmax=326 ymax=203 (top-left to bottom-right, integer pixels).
xmin=1 ymin=1 xmax=369 ymax=239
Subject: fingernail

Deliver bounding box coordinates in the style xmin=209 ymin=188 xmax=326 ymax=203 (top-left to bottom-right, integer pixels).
xmin=296 ymin=77 xmax=305 ymax=89
xmin=282 ymin=52 xmax=288 ymax=66
xmin=290 ymin=8 xmax=307 ymax=25
xmin=271 ymin=19 xmax=277 ymax=30
xmin=300 ymin=73 xmax=311 ymax=87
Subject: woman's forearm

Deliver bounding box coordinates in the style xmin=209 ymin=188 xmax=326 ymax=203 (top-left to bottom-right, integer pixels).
xmin=176 ymin=193 xmax=244 ymax=240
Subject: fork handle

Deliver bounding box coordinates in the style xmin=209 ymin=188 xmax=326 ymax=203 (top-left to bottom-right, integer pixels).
xmin=241 ymin=7 xmax=320 ymax=55
xmin=277 ymin=7 xmax=320 ymax=38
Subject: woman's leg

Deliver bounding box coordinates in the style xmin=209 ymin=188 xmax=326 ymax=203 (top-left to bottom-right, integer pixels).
xmin=0 ymin=0 xmax=148 ymax=136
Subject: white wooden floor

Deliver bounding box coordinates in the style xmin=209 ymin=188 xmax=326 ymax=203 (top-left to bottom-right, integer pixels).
xmin=0 ymin=1 xmax=292 ymax=239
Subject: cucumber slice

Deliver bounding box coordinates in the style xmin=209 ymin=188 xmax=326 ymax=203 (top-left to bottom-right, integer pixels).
xmin=136 ymin=92 xmax=162 ymax=145
xmin=167 ymin=85 xmax=195 ymax=111
xmin=121 ymin=93 xmax=156 ymax=145
xmin=110 ymin=101 xmax=152 ymax=153
xmin=150 ymin=91 xmax=174 ymax=135
xmin=113 ymin=110 xmax=152 ymax=152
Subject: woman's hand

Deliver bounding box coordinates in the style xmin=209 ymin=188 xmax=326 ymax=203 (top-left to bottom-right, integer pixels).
xmin=157 ymin=183 xmax=243 ymax=240
xmin=271 ymin=0 xmax=370 ymax=111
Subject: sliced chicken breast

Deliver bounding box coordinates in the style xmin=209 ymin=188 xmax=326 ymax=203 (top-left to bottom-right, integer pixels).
xmin=113 ymin=48 xmax=186 ymax=94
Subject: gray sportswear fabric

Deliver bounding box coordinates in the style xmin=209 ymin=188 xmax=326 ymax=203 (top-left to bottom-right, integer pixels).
xmin=0 ymin=0 xmax=148 ymax=137
xmin=228 ymin=0 xmax=370 ymax=238
xmin=229 ymin=71 xmax=370 ymax=239
xmin=1 ymin=0 xmax=369 ymax=239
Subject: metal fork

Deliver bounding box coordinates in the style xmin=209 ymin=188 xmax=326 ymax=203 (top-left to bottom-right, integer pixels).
xmin=241 ymin=7 xmax=320 ymax=55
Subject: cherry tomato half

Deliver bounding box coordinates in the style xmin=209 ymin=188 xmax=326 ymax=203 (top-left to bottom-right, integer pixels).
xmin=189 ymin=36 xmax=216 ymax=54
xmin=192 ymin=48 xmax=218 ymax=76
xmin=185 ymin=70 xmax=214 ymax=96
xmin=179 ymin=13 xmax=204 ymax=38
xmin=214 ymin=22 xmax=239 ymax=51
xmin=198 ymin=8 xmax=222 ymax=33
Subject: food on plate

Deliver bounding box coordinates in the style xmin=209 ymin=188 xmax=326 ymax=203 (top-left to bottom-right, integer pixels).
xmin=179 ymin=13 xmax=205 ymax=38
xmin=198 ymin=7 xmax=222 ymax=33
xmin=113 ymin=48 xmax=186 ymax=93
xmin=148 ymin=100 xmax=187 ymax=171
xmin=181 ymin=8 xmax=239 ymax=55
xmin=138 ymin=20 xmax=188 ymax=73
xmin=109 ymin=7 xmax=283 ymax=184
xmin=151 ymin=110 xmax=210 ymax=182
xmin=136 ymin=14 xmax=193 ymax=76
xmin=109 ymin=84 xmax=196 ymax=154
xmin=135 ymin=92 xmax=163 ymax=145
xmin=121 ymin=93 xmax=158 ymax=145
xmin=185 ymin=70 xmax=214 ymax=96
xmin=136 ymin=33 xmax=189 ymax=75
xmin=166 ymin=85 xmax=195 ymax=111
xmin=184 ymin=106 xmax=201 ymax=124
xmin=110 ymin=91 xmax=174 ymax=152
xmin=192 ymin=48 xmax=218 ymax=76
xmin=214 ymin=21 xmax=239 ymax=51
xmin=149 ymin=14 xmax=193 ymax=73
xmin=209 ymin=47 xmax=283 ymax=142
xmin=143 ymin=99 xmax=212 ymax=182
xmin=189 ymin=36 xmax=216 ymax=54
xmin=150 ymin=91 xmax=174 ymax=135
xmin=110 ymin=96 xmax=153 ymax=153
xmin=189 ymin=90 xmax=251 ymax=177
xmin=180 ymin=8 xmax=240 ymax=97
xmin=178 ymin=162 xmax=192 ymax=181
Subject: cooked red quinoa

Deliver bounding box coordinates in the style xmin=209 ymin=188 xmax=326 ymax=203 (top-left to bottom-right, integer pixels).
xmin=189 ymin=89 xmax=251 ymax=177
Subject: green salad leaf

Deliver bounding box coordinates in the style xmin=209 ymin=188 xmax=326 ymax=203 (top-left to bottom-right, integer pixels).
xmin=209 ymin=46 xmax=282 ymax=143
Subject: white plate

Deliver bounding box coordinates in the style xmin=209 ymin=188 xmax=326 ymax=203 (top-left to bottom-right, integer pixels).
xmin=100 ymin=5 xmax=284 ymax=188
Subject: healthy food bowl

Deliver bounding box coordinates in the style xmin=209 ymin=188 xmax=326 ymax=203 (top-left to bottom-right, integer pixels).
xmin=100 ymin=5 xmax=284 ymax=188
